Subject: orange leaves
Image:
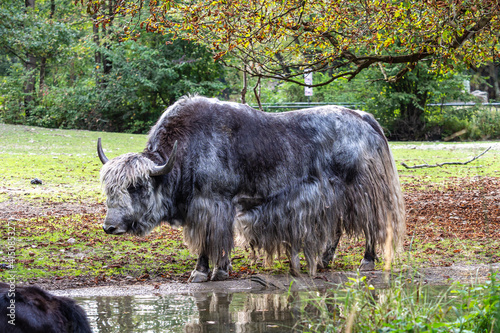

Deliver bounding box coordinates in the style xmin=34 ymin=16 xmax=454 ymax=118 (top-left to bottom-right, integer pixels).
xmin=214 ymin=50 xmax=228 ymax=61
xmin=404 ymin=177 xmax=500 ymax=241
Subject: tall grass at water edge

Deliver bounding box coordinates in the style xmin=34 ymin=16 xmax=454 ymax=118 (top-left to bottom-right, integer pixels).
xmin=293 ymin=272 xmax=500 ymax=333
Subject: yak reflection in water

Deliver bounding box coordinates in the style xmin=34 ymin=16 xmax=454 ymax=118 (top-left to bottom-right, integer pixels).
xmin=76 ymin=291 xmax=303 ymax=333
xmin=185 ymin=292 xmax=299 ymax=332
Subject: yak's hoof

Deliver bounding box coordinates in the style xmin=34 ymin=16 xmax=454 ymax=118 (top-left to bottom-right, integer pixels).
xmin=359 ymin=259 xmax=375 ymax=271
xmin=211 ymin=268 xmax=229 ymax=281
xmin=319 ymin=260 xmax=329 ymax=269
xmin=308 ymin=267 xmax=317 ymax=278
xmin=188 ymin=270 xmax=209 ymax=283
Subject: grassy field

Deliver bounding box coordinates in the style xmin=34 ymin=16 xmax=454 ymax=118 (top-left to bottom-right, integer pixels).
xmin=0 ymin=123 xmax=499 ymax=286
xmin=392 ymin=141 xmax=499 ymax=186
xmin=0 ymin=124 xmax=147 ymax=204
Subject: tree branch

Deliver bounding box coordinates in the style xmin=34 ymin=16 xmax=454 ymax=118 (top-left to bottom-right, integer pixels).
xmin=401 ymin=147 xmax=492 ymax=169
xmin=253 ymin=76 xmax=262 ymax=110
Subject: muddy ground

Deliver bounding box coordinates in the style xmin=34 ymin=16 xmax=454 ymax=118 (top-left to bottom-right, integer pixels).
xmin=48 ymin=263 xmax=500 ymax=298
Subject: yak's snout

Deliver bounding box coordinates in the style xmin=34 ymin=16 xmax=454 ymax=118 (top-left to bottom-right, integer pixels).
xmin=102 ymin=219 xmax=127 ymax=235
xmin=102 ymin=208 xmax=130 ymax=235
xmin=103 ymin=225 xmax=116 ymax=234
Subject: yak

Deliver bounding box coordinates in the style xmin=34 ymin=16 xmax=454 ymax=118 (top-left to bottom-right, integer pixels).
xmin=0 ymin=283 xmax=92 ymax=333
xmin=98 ymin=96 xmax=405 ymax=282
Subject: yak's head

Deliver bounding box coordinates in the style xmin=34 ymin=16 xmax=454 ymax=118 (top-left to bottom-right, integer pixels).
xmin=97 ymin=138 xmax=177 ymax=236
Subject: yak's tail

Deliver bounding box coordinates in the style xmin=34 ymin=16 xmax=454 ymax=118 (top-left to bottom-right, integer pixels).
xmin=342 ymin=113 xmax=406 ymax=261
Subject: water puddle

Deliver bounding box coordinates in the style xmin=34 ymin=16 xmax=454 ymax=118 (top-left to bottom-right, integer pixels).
xmin=72 ymin=274 xmax=472 ymax=333
xmin=45 ymin=264 xmax=500 ymax=332
xmin=77 ymin=291 xmax=299 ymax=333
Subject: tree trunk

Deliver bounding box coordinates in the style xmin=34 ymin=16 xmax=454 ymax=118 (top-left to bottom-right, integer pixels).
xmin=24 ymin=0 xmax=36 ymax=116
xmin=390 ymin=69 xmax=429 ymax=140
xmin=92 ymin=14 xmax=102 ymax=86
xmin=94 ymin=0 xmax=114 ymax=87
xmin=489 ymin=62 xmax=500 ymax=100
xmin=49 ymin=0 xmax=55 ymax=17
xmin=241 ymin=70 xmax=247 ymax=104
xmin=102 ymin=0 xmax=114 ymax=77
xmin=24 ymin=55 xmax=37 ymax=112
xmin=39 ymin=57 xmax=46 ymax=98
xmin=253 ymin=76 xmax=262 ymax=110
xmin=39 ymin=0 xmax=55 ymax=97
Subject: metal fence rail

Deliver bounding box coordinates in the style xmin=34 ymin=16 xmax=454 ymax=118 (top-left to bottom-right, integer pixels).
xmin=252 ymin=102 xmax=500 ymax=111
xmin=253 ymin=102 xmax=364 ymax=111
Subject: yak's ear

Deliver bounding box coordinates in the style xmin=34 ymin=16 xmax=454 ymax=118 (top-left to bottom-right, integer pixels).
xmin=97 ymin=138 xmax=109 ymax=164
xmin=150 ymin=141 xmax=178 ymax=177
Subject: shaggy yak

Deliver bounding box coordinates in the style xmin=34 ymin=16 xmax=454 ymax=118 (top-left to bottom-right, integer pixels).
xmin=98 ymin=96 xmax=405 ymax=282
xmin=0 ymin=283 xmax=92 ymax=333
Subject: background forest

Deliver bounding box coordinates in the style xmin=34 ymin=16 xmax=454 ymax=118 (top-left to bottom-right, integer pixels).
xmin=0 ymin=0 xmax=499 ymax=140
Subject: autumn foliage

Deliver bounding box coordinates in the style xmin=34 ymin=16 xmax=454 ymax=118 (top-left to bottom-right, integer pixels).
xmin=84 ymin=0 xmax=500 ymax=85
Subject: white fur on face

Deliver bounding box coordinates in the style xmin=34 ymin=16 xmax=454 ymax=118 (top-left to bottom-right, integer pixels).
xmin=100 ymin=153 xmax=166 ymax=236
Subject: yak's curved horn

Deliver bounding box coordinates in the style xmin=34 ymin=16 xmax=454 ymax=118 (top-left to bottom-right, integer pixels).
xmin=97 ymin=138 xmax=109 ymax=164
xmin=150 ymin=141 xmax=178 ymax=177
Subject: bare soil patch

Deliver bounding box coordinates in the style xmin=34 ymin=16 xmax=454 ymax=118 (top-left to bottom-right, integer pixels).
xmin=0 ymin=195 xmax=105 ymax=220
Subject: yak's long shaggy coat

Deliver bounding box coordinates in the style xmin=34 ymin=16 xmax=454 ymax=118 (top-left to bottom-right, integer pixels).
xmin=100 ymin=95 xmax=405 ymax=278
xmin=232 ymin=110 xmax=405 ymax=272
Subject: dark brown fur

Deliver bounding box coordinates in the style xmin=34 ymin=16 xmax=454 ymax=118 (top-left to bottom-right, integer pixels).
xmin=0 ymin=283 xmax=91 ymax=333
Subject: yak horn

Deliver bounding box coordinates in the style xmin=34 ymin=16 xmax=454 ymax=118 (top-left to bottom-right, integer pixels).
xmin=150 ymin=141 xmax=178 ymax=177
xmin=97 ymin=138 xmax=109 ymax=164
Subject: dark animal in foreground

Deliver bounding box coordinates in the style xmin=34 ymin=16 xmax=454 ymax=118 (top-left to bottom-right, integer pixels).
xmin=98 ymin=96 xmax=406 ymax=282
xmin=0 ymin=282 xmax=92 ymax=333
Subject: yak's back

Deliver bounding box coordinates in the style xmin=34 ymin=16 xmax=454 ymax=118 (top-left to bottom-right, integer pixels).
xmin=147 ymin=96 xmax=258 ymax=152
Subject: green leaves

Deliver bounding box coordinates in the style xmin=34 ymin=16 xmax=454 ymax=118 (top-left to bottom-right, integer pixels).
xmin=0 ymin=0 xmax=225 ymax=133
xmin=0 ymin=2 xmax=75 ymax=61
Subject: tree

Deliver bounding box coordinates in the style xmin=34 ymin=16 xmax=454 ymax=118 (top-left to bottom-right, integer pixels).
xmin=0 ymin=0 xmax=225 ymax=132
xmin=0 ymin=0 xmax=76 ymax=119
xmin=77 ymin=34 xmax=226 ymax=132
xmin=24 ymin=0 xmax=37 ymax=113
xmin=471 ymin=61 xmax=500 ymax=101
xmin=364 ymin=63 xmax=472 ymax=140
xmin=84 ymin=0 xmax=500 ymax=89
xmin=248 ymin=62 xmax=472 ymax=140
xmin=92 ymin=0 xmax=117 ymax=87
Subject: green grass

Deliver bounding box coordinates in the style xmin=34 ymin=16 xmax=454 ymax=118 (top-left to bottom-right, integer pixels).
xmin=392 ymin=142 xmax=500 ymax=188
xmin=0 ymin=123 xmax=147 ymax=203
xmin=1 ymin=123 xmax=497 ymax=203
xmin=2 ymin=215 xmax=193 ymax=281
xmin=294 ymin=273 xmax=500 ymax=332
xmin=0 ymin=123 xmax=499 ymax=284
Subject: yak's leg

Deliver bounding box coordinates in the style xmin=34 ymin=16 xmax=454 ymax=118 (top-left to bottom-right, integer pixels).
xmin=186 ymin=197 xmax=235 ymax=282
xmin=304 ymin=249 xmax=318 ymax=277
xmin=321 ymin=224 xmax=342 ymax=268
xmin=359 ymin=238 xmax=376 ymax=271
xmin=210 ymin=200 xmax=235 ymax=282
xmin=188 ymin=253 xmax=210 ymax=283
xmin=285 ymin=245 xmax=301 ymax=277
xmin=211 ymin=252 xmax=232 ymax=281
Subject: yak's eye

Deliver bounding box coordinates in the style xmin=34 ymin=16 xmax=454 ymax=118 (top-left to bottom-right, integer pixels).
xmin=127 ymin=185 xmax=140 ymax=195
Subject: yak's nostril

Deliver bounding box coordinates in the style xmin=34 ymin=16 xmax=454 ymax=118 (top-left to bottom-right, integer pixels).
xmin=104 ymin=226 xmax=117 ymax=234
